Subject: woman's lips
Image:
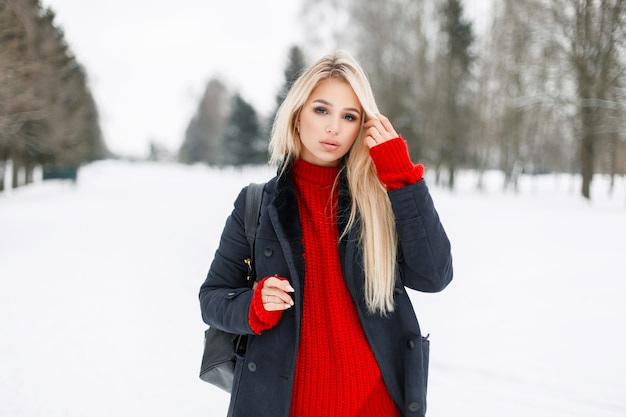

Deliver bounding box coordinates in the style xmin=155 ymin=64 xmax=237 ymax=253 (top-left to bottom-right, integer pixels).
xmin=320 ymin=140 xmax=340 ymax=151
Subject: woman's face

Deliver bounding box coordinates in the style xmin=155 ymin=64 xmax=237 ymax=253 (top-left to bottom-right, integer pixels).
xmin=296 ymin=78 xmax=362 ymax=167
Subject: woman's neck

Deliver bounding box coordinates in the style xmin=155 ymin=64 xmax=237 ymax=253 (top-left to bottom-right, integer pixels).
xmin=292 ymin=159 xmax=340 ymax=186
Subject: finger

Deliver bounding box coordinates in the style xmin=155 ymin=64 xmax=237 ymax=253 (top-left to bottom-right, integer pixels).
xmin=364 ymin=119 xmax=391 ymax=141
xmin=377 ymin=114 xmax=395 ymax=134
xmin=260 ymin=277 xmax=294 ymax=310
xmin=371 ymin=115 xmax=397 ymax=139
xmin=367 ymin=124 xmax=393 ymax=147
xmin=261 ymin=292 xmax=294 ymax=311
xmin=264 ymin=277 xmax=295 ymax=293
xmin=263 ymin=289 xmax=294 ymax=306
xmin=367 ymin=114 xmax=398 ymax=140
xmin=367 ymin=125 xmax=385 ymax=141
xmin=363 ymin=118 xmax=384 ymax=131
xmin=364 ymin=135 xmax=378 ymax=149
xmin=263 ymin=300 xmax=292 ymax=311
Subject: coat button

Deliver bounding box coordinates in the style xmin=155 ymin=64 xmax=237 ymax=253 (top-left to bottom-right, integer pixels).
xmin=247 ymin=361 xmax=257 ymax=372
xmin=264 ymin=247 xmax=273 ymax=257
xmin=408 ymin=402 xmax=420 ymax=412
xmin=407 ymin=339 xmax=416 ymax=350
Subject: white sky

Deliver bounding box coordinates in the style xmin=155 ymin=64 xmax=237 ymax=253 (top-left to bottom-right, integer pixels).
xmin=41 ymin=0 xmax=303 ymax=157
xmin=42 ymin=0 xmax=491 ymax=158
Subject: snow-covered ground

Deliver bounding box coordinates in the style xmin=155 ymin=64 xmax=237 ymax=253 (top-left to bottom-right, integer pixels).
xmin=1 ymin=160 xmax=625 ymax=417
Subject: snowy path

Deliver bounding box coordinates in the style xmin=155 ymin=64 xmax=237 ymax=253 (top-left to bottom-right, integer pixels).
xmin=1 ymin=161 xmax=625 ymax=416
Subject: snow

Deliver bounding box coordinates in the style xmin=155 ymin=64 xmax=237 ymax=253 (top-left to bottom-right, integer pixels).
xmin=1 ymin=160 xmax=625 ymax=417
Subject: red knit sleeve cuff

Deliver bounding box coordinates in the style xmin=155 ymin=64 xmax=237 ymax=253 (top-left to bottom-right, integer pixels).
xmin=249 ymin=276 xmax=286 ymax=335
xmin=369 ymin=136 xmax=424 ymax=191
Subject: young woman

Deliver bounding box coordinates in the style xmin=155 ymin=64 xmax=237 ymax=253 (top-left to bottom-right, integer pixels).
xmin=199 ymin=50 xmax=453 ymax=417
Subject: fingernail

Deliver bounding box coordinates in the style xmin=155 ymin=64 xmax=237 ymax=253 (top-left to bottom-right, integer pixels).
xmin=286 ymin=285 xmax=295 ymax=292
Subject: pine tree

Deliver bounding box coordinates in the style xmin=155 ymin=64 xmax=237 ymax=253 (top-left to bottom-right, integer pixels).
xmin=275 ymin=46 xmax=307 ymax=110
xmin=0 ymin=0 xmax=106 ymax=190
xmin=266 ymin=46 xmax=307 ymax=138
xmin=221 ymin=93 xmax=263 ymax=166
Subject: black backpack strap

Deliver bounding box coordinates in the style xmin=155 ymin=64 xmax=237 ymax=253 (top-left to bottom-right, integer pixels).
xmin=244 ymin=183 xmax=264 ymax=256
xmin=242 ymin=182 xmax=265 ymax=290
xmin=235 ymin=182 xmax=265 ymax=354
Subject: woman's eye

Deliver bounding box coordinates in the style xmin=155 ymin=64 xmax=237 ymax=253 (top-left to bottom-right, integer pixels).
xmin=343 ymin=114 xmax=357 ymax=122
xmin=314 ymin=107 xmax=328 ymax=115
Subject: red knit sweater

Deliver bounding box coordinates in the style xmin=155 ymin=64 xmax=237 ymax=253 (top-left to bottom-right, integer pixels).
xmin=249 ymin=137 xmax=423 ymax=416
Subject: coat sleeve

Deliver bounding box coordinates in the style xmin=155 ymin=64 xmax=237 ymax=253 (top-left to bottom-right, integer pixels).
xmin=199 ymin=186 xmax=255 ymax=335
xmin=389 ymin=180 xmax=453 ymax=292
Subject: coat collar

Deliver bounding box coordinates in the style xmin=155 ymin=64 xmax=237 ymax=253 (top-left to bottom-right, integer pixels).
xmin=269 ymin=158 xmax=366 ymax=312
xmin=271 ymin=159 xmax=354 ymax=242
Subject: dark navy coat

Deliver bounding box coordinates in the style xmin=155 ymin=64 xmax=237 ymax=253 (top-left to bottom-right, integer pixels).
xmin=199 ymin=166 xmax=453 ymax=417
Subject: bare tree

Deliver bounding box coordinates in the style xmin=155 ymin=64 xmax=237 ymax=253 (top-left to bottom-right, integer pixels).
xmin=297 ymin=0 xmax=626 ymax=200
xmin=178 ymin=78 xmax=229 ymax=165
xmin=598 ymin=84 xmax=626 ymax=194
xmin=545 ymin=0 xmax=626 ymax=199
xmin=431 ymin=0 xmax=474 ymax=189
xmin=349 ymin=0 xmax=432 ymax=161
xmin=479 ymin=0 xmax=553 ymax=190
xmin=299 ymin=0 xmax=433 ymax=161
xmin=298 ymin=0 xmax=350 ymax=56
xmin=476 ymin=0 xmax=589 ymax=192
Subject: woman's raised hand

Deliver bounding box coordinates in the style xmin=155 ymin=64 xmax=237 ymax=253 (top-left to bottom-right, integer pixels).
xmin=363 ymin=113 xmax=398 ymax=148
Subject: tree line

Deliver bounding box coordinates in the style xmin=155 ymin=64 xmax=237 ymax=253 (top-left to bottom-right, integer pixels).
xmin=3 ymin=0 xmax=622 ymax=201
xmin=182 ymin=0 xmax=624 ymax=200
xmin=299 ymin=0 xmax=625 ymax=198
xmin=0 ymin=0 xmax=108 ymax=192
xmin=178 ymin=47 xmax=306 ymax=167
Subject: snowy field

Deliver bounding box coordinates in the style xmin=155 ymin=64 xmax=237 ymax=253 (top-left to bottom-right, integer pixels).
xmin=1 ymin=160 xmax=625 ymax=417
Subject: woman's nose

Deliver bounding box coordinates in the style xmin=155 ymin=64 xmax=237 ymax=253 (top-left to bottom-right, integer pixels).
xmin=326 ymin=118 xmax=339 ymax=135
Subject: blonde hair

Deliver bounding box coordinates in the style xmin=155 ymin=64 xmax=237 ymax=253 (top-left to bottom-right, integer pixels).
xmin=269 ymin=51 xmax=397 ymax=315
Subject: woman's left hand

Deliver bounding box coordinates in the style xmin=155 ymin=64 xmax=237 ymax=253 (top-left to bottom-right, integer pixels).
xmin=363 ymin=113 xmax=398 ymax=148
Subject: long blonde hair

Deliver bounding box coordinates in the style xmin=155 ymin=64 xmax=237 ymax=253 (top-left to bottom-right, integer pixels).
xmin=269 ymin=51 xmax=397 ymax=315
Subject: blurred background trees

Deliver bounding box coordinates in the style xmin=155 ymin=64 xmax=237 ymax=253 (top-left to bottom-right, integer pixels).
xmin=294 ymin=0 xmax=625 ymax=199
xmin=220 ymin=93 xmax=264 ymax=166
xmin=0 ymin=0 xmax=107 ymax=192
xmin=547 ymin=0 xmax=626 ymax=198
xmin=178 ymin=46 xmax=307 ymax=168
xmin=433 ymin=0 xmax=475 ymax=189
xmin=2 ymin=0 xmax=624 ymax=200
xmin=267 ymin=46 xmax=307 ymax=139
xmin=178 ymin=78 xmax=229 ymax=165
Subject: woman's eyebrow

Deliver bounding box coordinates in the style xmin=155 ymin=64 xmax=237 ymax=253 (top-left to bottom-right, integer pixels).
xmin=312 ymin=99 xmax=361 ymax=114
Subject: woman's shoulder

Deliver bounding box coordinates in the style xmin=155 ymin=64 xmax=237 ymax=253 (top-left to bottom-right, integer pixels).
xmin=238 ymin=175 xmax=280 ymax=206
